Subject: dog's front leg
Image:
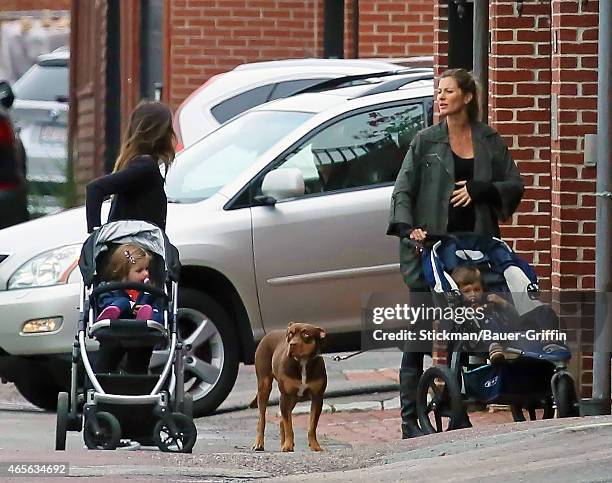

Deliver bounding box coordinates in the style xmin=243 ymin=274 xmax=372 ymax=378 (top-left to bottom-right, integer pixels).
xmin=308 ymin=394 xmax=324 ymax=451
xmin=252 ymin=376 xmax=272 ymax=451
xmin=279 ymin=392 xmax=297 ymax=452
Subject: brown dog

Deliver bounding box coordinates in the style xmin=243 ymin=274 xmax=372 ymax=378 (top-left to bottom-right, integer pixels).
xmin=251 ymin=322 xmax=327 ymax=452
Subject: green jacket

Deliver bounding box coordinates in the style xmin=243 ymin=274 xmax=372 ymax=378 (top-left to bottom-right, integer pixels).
xmin=387 ymin=120 xmax=524 ymax=289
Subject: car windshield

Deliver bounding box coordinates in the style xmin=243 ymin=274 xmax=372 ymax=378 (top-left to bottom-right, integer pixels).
xmin=165 ymin=110 xmax=313 ymax=202
xmin=13 ymin=64 xmax=69 ymax=101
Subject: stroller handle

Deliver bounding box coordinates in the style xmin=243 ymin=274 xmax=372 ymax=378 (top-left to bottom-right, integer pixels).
xmin=90 ymin=281 xmax=169 ymax=301
xmin=402 ymin=232 xmax=458 ymax=250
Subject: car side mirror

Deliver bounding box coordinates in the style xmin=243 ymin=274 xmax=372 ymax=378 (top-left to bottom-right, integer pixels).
xmin=260 ymin=168 xmax=305 ymax=204
xmin=0 ymin=81 xmax=15 ymax=109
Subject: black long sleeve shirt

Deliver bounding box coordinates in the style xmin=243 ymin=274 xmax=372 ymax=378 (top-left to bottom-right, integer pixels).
xmin=86 ymin=155 xmax=167 ymax=233
xmin=447 ymin=152 xmax=501 ymax=234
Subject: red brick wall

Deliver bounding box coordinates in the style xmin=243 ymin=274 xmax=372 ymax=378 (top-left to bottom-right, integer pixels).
xmin=164 ymin=0 xmax=325 ymax=110
xmin=550 ymin=0 xmax=598 ymax=292
xmin=0 ymin=0 xmax=70 ymax=11
xmin=489 ymin=0 xmax=553 ymax=289
xmin=356 ymin=0 xmax=434 ymax=58
xmin=164 ymin=0 xmax=435 ymax=110
xmin=550 ymin=0 xmax=599 ymax=397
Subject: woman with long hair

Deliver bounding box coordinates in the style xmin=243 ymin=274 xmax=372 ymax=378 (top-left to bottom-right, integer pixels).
xmin=387 ymin=68 xmax=524 ymax=438
xmin=86 ymin=100 xmax=176 ymax=233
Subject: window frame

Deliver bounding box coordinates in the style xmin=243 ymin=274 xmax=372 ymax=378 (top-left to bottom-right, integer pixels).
xmin=225 ymin=96 xmax=431 ymax=210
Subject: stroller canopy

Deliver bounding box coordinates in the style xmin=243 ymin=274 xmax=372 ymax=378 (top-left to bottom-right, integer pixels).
xmin=422 ymin=234 xmax=542 ymax=316
xmin=79 ymin=220 xmax=181 ymax=285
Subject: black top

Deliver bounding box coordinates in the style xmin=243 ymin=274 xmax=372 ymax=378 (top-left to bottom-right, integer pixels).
xmin=86 ymin=155 xmax=167 ymax=233
xmin=447 ymin=151 xmax=475 ymax=233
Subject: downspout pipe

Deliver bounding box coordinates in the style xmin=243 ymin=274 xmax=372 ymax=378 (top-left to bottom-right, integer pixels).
xmin=472 ymin=0 xmax=489 ymax=123
xmin=592 ymin=0 xmax=612 ymax=413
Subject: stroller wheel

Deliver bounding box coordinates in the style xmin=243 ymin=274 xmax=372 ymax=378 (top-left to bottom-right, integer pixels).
xmin=153 ymin=413 xmax=197 ymax=453
xmin=511 ymin=399 xmax=554 ymax=422
xmin=55 ymin=392 xmax=69 ymax=451
xmin=83 ymin=412 xmax=121 ymax=450
xmin=417 ymin=366 xmax=470 ymax=434
xmin=554 ymin=373 xmax=579 ymax=418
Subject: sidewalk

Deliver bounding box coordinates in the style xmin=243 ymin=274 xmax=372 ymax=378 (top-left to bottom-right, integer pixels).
xmin=272 ymin=366 xmax=517 ymax=445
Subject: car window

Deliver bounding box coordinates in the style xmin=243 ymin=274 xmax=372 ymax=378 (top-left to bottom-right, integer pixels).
xmin=266 ymin=102 xmax=425 ymax=199
xmin=165 ymin=109 xmax=313 ymax=203
xmin=268 ymin=78 xmax=329 ymax=100
xmin=13 ymin=65 xmax=69 ymax=102
xmin=210 ymin=84 xmax=275 ymax=124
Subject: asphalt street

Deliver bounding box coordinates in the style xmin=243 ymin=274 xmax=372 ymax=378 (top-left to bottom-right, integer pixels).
xmin=2 ymin=351 xmax=612 ymax=482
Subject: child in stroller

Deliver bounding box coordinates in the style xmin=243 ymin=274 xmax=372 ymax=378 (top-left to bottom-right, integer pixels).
xmin=413 ymin=233 xmax=580 ymax=434
xmin=97 ymin=242 xmax=164 ymax=324
xmin=55 ymin=220 xmax=196 ymax=452
xmin=95 ymin=242 xmax=165 ymax=374
xmin=450 ymin=265 xmax=520 ymax=364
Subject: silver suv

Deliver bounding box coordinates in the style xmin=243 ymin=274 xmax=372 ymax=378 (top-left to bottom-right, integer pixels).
xmin=0 ymin=71 xmax=433 ymax=416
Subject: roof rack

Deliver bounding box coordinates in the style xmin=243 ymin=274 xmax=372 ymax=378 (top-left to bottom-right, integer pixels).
xmin=353 ymin=73 xmax=434 ymax=98
xmin=290 ymin=67 xmax=433 ymax=96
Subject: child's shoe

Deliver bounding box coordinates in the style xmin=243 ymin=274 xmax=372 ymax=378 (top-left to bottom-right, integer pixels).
xmin=96 ymin=306 xmax=121 ymax=321
xmin=489 ymin=342 xmax=505 ymax=364
xmin=136 ymin=304 xmax=153 ymax=320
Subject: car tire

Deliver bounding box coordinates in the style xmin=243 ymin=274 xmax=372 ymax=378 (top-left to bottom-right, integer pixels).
xmin=154 ymin=288 xmax=239 ymax=418
xmin=13 ymin=366 xmax=62 ymax=411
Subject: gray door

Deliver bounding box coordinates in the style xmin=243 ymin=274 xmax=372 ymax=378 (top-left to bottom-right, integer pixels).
xmin=251 ymin=102 xmax=426 ymax=333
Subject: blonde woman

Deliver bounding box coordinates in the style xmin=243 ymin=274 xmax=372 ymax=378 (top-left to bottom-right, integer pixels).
xmin=86 ymin=101 xmax=176 ymax=233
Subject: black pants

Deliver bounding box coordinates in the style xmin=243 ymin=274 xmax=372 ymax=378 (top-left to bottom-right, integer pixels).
xmin=96 ymin=341 xmax=152 ymax=374
xmin=401 ymin=288 xmax=434 ymax=373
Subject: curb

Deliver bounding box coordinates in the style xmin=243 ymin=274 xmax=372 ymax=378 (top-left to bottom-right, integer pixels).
xmin=214 ymin=382 xmax=399 ymax=415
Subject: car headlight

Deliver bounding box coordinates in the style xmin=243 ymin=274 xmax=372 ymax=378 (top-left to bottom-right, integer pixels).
xmin=8 ymin=244 xmax=81 ymax=290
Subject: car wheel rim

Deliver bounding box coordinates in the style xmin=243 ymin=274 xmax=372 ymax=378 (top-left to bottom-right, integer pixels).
xmin=151 ymin=308 xmax=224 ymax=402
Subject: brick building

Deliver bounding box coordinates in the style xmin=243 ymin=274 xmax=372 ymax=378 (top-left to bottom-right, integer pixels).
xmin=72 ymin=0 xmax=435 ymax=184
xmin=163 ymin=0 xmax=434 ymax=111
xmin=433 ymin=0 xmax=600 ymax=396
xmin=69 ymin=0 xmax=602 ymax=396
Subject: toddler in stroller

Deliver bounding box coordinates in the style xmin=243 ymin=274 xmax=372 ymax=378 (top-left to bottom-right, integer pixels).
xmin=55 ymin=220 xmax=197 ymax=452
xmin=414 ymin=233 xmax=580 ymax=434
xmin=97 ymin=242 xmax=164 ymax=324
xmin=450 ymin=265 xmax=520 ymax=364
xmin=95 ymin=242 xmax=164 ymax=374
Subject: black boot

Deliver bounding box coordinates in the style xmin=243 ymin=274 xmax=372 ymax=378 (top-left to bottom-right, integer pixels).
xmin=400 ymin=367 xmax=424 ymax=439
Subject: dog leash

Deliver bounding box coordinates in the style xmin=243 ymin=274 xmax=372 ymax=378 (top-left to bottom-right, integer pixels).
xmin=323 ymin=350 xmax=365 ymax=362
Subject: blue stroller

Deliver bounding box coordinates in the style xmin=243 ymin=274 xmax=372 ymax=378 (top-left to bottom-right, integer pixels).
xmin=55 ymin=220 xmax=197 ymax=452
xmin=413 ymin=234 xmax=579 ymax=434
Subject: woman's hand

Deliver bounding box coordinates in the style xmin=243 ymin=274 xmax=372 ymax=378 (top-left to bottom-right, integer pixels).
xmin=409 ymin=228 xmax=427 ymax=241
xmin=451 ymin=180 xmax=472 ymax=207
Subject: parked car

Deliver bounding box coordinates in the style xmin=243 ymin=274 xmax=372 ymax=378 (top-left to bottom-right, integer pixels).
xmin=0 ymin=70 xmax=433 ymax=416
xmin=11 ymin=48 xmax=69 ymax=216
xmin=0 ymin=80 xmax=29 ymax=229
xmin=173 ymin=57 xmax=431 ymax=149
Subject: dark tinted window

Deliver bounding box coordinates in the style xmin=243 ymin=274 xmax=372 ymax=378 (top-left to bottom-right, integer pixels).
xmin=210 ymin=84 xmax=274 ymax=124
xmin=13 ymin=65 xmax=69 ymax=102
xmin=270 ymin=102 xmax=426 ymax=199
xmin=268 ymin=78 xmax=329 ymax=100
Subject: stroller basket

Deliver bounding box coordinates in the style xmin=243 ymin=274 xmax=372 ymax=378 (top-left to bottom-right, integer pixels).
xmin=463 ymin=359 xmax=554 ymax=405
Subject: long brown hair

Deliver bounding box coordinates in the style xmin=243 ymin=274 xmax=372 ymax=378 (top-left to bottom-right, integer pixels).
xmin=113 ymin=101 xmax=176 ymax=176
xmin=439 ymin=68 xmax=481 ymax=123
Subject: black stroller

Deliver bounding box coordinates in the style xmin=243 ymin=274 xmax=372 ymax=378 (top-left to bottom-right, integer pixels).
xmin=412 ymin=234 xmax=580 ymax=434
xmin=55 ymin=220 xmax=197 ymax=452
